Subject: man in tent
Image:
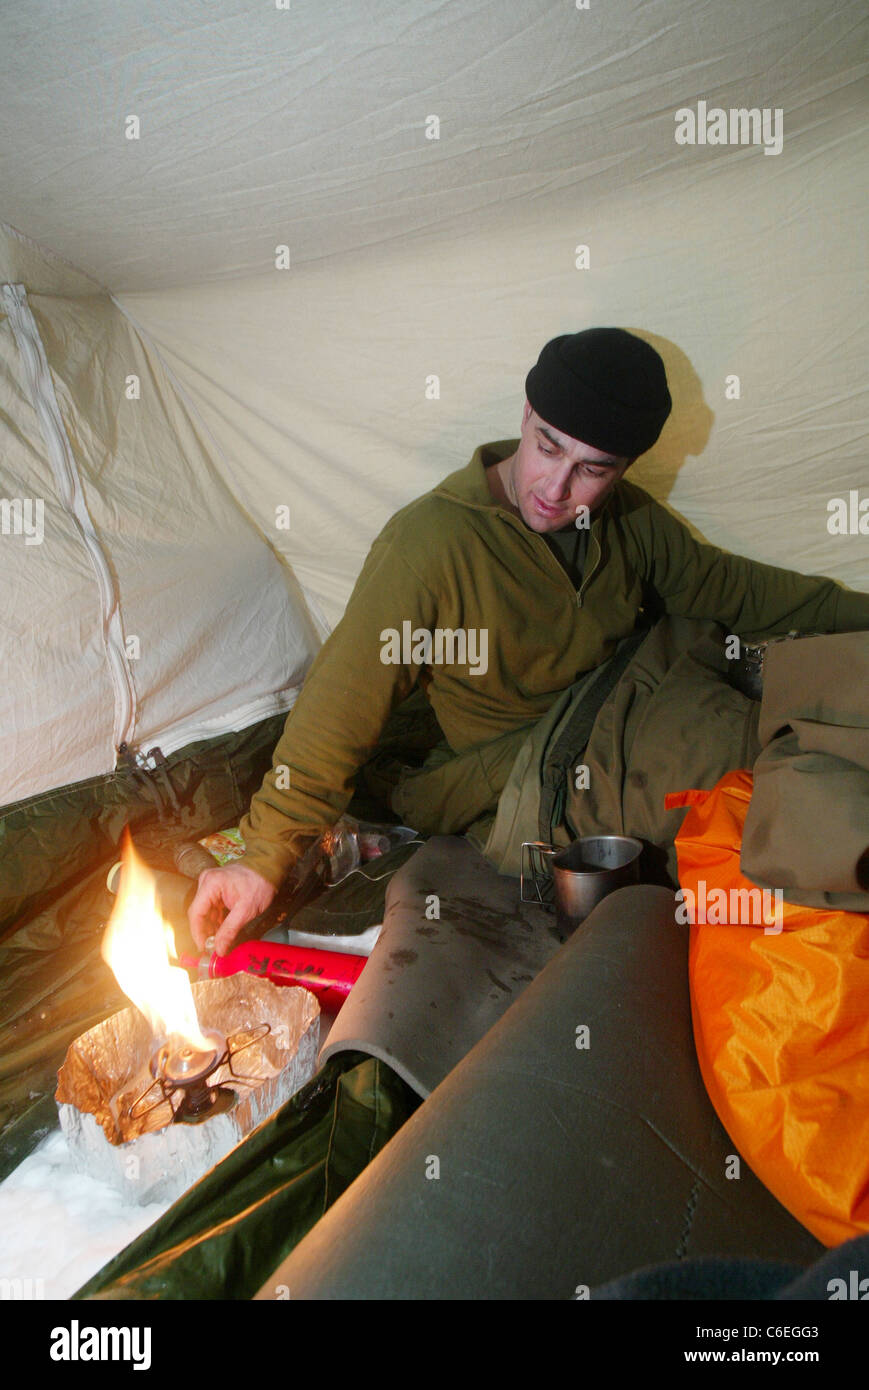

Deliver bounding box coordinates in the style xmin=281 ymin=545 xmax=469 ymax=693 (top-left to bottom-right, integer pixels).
xmin=190 ymin=328 xmax=869 ymax=952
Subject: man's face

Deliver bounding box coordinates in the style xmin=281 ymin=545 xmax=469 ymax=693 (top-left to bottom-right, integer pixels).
xmin=507 ymin=402 xmax=631 ymax=532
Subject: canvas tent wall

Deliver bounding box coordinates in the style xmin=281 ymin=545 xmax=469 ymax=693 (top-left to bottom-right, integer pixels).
xmin=1 ymin=0 xmax=867 ymax=823
xmin=0 ymin=250 xmax=319 ymax=812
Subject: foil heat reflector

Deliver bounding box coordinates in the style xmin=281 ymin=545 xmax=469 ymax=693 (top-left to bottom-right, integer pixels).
xmin=56 ymin=976 xmax=319 ymax=1205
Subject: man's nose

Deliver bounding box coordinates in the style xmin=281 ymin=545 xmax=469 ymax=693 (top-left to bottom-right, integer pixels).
xmin=541 ymin=463 xmax=574 ymax=500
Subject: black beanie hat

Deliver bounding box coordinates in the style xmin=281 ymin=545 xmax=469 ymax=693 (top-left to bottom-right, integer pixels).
xmin=525 ymin=328 xmax=672 ymax=457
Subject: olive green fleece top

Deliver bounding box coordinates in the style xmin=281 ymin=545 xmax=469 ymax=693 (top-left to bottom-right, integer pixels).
xmin=239 ymin=441 xmax=869 ymax=887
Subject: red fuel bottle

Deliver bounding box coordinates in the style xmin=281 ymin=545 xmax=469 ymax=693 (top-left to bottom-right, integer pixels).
xmin=180 ymin=940 xmax=367 ymax=1013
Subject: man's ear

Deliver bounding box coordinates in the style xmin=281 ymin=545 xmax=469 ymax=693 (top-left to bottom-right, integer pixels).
xmin=522 ymin=399 xmax=533 ymax=428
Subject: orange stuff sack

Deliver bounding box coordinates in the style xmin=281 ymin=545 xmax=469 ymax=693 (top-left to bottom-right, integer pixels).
xmin=668 ymin=769 xmax=869 ymax=1247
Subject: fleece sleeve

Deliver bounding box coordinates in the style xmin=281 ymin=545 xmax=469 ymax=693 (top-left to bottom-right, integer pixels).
xmin=238 ymin=534 xmax=439 ymax=887
xmin=628 ymin=496 xmax=869 ymax=638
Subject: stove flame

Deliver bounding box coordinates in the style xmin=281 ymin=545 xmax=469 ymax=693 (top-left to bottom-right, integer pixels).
xmin=102 ymin=831 xmax=210 ymax=1050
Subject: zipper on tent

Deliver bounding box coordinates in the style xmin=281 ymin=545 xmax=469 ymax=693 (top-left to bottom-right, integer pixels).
xmin=1 ymin=282 xmax=137 ymax=756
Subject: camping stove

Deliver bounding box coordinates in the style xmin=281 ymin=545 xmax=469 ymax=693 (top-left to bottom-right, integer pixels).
xmin=57 ymin=976 xmax=320 ymax=1205
xmin=132 ymin=1024 xmax=270 ymax=1125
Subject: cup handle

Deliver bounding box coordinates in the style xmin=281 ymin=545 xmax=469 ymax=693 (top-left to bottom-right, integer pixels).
xmin=520 ymin=841 xmax=558 ymax=908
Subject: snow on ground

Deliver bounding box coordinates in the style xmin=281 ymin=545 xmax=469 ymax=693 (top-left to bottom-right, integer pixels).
xmin=0 ymin=1129 xmax=171 ymax=1300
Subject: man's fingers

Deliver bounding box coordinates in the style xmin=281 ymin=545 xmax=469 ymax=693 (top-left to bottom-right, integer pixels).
xmin=187 ymin=861 xmax=278 ymax=950
xmin=189 ymin=870 xmax=231 ymax=949
xmin=188 ymin=864 xmax=278 ymax=954
xmin=213 ymin=900 xmax=255 ymax=958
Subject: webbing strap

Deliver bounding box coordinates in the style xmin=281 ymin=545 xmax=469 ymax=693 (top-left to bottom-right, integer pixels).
xmin=538 ymin=626 xmax=649 ymax=841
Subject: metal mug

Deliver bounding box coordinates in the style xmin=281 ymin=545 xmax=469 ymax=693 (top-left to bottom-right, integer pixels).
xmin=521 ymin=834 xmax=644 ymax=931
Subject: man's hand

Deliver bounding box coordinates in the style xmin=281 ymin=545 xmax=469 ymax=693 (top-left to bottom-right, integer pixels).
xmin=188 ymin=863 xmax=277 ymax=956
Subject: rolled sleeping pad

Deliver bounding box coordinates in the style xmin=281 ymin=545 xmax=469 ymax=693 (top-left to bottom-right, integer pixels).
xmin=256 ymin=883 xmax=822 ymax=1300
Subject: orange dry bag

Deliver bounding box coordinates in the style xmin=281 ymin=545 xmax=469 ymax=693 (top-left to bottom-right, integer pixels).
xmin=668 ymin=769 xmax=869 ymax=1247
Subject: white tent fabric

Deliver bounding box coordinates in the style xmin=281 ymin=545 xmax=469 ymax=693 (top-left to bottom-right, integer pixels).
xmin=0 ymin=0 xmax=866 ymax=807
xmin=0 ymin=240 xmax=319 ymax=805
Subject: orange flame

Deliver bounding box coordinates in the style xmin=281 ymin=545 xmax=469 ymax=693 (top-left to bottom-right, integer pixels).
xmin=102 ymin=831 xmax=210 ymax=1049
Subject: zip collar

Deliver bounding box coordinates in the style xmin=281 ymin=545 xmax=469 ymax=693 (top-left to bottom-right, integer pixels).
xmin=432 ymin=440 xmax=518 ymax=511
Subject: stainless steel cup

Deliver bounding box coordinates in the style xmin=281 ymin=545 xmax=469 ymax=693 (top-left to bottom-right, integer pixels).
xmin=521 ymin=834 xmax=644 ymax=931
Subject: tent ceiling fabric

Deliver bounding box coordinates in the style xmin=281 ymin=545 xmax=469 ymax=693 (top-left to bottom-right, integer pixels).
xmin=0 ymin=0 xmax=864 ymax=291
